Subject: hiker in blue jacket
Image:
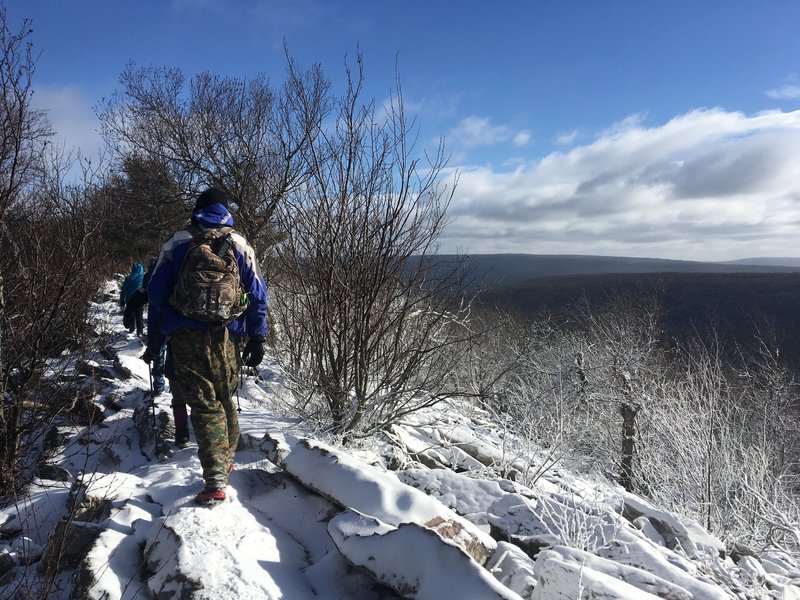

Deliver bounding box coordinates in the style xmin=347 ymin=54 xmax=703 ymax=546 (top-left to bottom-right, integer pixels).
xmin=120 ymin=261 xmax=145 ymax=335
xmin=141 ymin=187 xmax=268 ymax=506
xmin=139 ymin=256 xmax=188 ymax=445
xmin=133 ymin=258 xmax=168 ymax=391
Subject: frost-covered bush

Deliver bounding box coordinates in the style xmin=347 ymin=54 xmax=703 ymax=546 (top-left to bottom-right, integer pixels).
xmin=476 ymin=294 xmax=800 ymax=552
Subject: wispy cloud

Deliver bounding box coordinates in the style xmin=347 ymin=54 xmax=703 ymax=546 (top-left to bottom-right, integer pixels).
xmin=513 ymin=130 xmax=532 ymax=146
xmin=556 ymin=130 xmax=578 ymax=145
xmin=442 ymin=108 xmax=800 ymax=261
xmin=169 ymin=0 xmax=349 ymax=47
xmin=766 ymin=73 xmax=800 ymax=100
xmin=404 ymin=91 xmax=463 ymax=120
xmin=766 ymin=84 xmax=800 ymax=100
xmin=33 ymin=85 xmax=104 ymax=160
xmin=447 ymin=116 xmax=530 ymax=151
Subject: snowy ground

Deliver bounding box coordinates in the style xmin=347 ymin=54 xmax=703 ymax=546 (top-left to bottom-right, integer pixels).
xmin=1 ymin=280 xmax=799 ymax=599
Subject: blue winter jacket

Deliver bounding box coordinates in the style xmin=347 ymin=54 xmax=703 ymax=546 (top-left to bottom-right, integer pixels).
xmin=120 ymin=262 xmax=144 ymax=304
xmin=146 ymin=203 xmax=268 ymax=339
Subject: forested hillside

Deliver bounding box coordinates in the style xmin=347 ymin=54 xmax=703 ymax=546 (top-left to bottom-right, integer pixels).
xmin=451 ymin=253 xmax=800 ymax=289
xmin=480 ymin=270 xmax=800 ymax=364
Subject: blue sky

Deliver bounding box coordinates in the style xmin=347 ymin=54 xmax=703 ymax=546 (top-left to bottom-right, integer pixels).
xmin=7 ymin=0 xmax=800 ymax=260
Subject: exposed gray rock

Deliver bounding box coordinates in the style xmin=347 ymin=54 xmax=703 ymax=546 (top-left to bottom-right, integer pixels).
xmin=39 ymin=520 xmax=103 ymax=574
xmin=72 ymin=500 xmax=160 ymax=600
xmin=0 ymin=548 xmax=15 ymax=577
xmin=621 ymin=492 xmax=725 ymax=559
xmin=532 ymin=549 xmax=663 ymax=600
xmin=544 ymin=545 xmax=693 ymax=599
xmin=70 ymin=396 xmax=106 ymax=426
xmin=485 ymin=542 xmax=537 ymax=599
xmin=133 ymin=401 xmax=173 ymax=460
xmin=35 ymin=463 xmax=71 ymax=482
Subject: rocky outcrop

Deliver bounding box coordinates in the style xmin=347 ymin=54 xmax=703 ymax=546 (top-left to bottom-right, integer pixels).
xmin=132 ymin=400 xmax=173 ymax=460
xmin=329 ymin=510 xmax=523 ymax=600
xmin=260 ymin=432 xmax=497 ymax=565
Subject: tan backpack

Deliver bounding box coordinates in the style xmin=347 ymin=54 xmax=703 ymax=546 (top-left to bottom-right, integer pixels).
xmin=169 ymin=225 xmax=248 ymax=323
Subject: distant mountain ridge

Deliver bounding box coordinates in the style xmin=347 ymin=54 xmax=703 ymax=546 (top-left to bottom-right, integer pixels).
xmin=719 ymin=257 xmax=800 ymax=268
xmin=440 ymin=254 xmax=800 ymax=289
xmin=458 ymin=255 xmax=800 ymax=364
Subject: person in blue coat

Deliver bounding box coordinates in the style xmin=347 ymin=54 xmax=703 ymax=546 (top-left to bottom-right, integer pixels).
xmin=141 ymin=187 xmax=268 ymax=506
xmin=120 ymin=261 xmax=145 ymax=335
xmin=138 ymin=256 xmax=187 ymax=444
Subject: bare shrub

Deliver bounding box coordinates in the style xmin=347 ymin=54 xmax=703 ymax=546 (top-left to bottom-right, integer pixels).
xmin=491 ymin=293 xmax=665 ymax=493
xmin=620 ymin=316 xmax=800 ymax=552
xmin=1 ymin=153 xmax=111 ymax=493
xmin=96 ymin=52 xmax=330 ymax=253
xmin=271 ymin=55 xmax=475 ymax=438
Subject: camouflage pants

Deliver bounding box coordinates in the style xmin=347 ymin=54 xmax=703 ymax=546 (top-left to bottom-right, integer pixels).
xmin=169 ymin=327 xmax=240 ymax=488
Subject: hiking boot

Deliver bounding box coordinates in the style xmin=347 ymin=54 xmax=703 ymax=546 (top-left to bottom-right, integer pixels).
xmin=195 ymin=487 xmax=226 ymax=506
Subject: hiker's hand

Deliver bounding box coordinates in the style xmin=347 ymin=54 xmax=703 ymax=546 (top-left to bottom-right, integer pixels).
xmin=242 ymin=336 xmax=265 ymax=367
xmin=141 ymin=344 xmax=158 ymax=363
xmin=141 ymin=334 xmax=164 ymax=363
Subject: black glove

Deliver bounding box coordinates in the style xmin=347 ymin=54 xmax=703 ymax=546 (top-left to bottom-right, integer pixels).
xmin=141 ymin=333 xmax=164 ymax=363
xmin=242 ymin=336 xmax=265 ymax=367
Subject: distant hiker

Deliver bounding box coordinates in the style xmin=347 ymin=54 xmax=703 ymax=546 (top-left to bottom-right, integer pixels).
xmin=137 ymin=257 xmax=169 ymax=395
xmin=141 ymin=256 xmax=190 ymax=445
xmin=141 ymin=187 xmax=268 ymax=506
xmin=120 ymin=262 xmax=145 ymax=336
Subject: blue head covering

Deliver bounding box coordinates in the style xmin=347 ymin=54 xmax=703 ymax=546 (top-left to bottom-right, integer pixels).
xmin=121 ymin=262 xmax=145 ymax=302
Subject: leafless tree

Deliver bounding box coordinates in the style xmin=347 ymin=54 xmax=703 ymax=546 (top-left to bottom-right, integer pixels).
xmin=501 ymin=317 xmax=596 ymax=457
xmin=634 ymin=329 xmax=800 ymax=549
xmin=96 ymin=52 xmax=330 ymax=253
xmin=453 ymin=309 xmax=523 ymax=411
xmin=272 ymin=55 xmax=474 ymax=438
xmin=574 ymin=294 xmax=664 ymax=492
xmin=499 ymin=293 xmax=665 ymax=491
xmin=0 ymin=5 xmax=51 ymax=491
xmin=1 ymin=145 xmax=111 ymax=493
xmin=0 ymin=7 xmax=50 ymax=218
xmin=0 ymin=6 xmax=112 ymax=493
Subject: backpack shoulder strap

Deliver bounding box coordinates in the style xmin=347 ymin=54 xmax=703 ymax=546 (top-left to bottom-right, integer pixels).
xmin=186 ymin=222 xmax=204 ymax=240
xmin=188 ymin=224 xmax=233 ymax=240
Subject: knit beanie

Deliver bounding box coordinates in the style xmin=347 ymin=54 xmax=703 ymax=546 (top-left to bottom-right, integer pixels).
xmin=195 ymin=187 xmax=229 ymax=210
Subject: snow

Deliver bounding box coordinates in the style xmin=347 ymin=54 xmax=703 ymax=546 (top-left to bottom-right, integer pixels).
xmin=1 ymin=279 xmax=799 ymax=599
xmin=328 ymin=510 xmax=522 ymax=599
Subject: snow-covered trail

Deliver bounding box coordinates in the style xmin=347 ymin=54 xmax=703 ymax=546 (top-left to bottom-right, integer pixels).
xmin=143 ymin=453 xmax=317 ymax=599
xmin=112 ymin=365 xmax=366 ymax=598
xmin=59 ymin=290 xmax=398 ymax=599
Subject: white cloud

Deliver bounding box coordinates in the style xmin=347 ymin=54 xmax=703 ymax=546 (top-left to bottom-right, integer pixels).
xmin=32 ymin=84 xmax=104 ymax=162
xmin=405 ymin=91 xmax=463 ymax=120
xmin=766 ymin=84 xmax=800 ymax=100
xmin=448 ymin=116 xmax=510 ymax=149
xmin=441 ymin=108 xmax=800 ymax=261
xmin=447 ymin=116 xmax=533 ymax=153
xmin=513 ymin=130 xmax=532 ymax=146
xmin=556 ymin=130 xmax=578 ymax=145
xmin=766 ymin=73 xmax=800 ymax=100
